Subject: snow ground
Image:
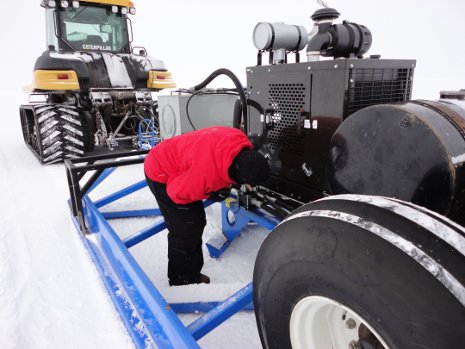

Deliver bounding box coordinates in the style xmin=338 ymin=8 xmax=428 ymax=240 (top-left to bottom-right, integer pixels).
xmin=0 ymin=95 xmax=134 ymax=348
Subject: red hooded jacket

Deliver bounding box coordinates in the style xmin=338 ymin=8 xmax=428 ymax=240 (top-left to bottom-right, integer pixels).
xmin=144 ymin=126 xmax=252 ymax=204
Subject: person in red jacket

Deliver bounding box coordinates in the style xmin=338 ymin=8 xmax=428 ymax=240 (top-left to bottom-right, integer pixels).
xmin=144 ymin=126 xmax=270 ymax=286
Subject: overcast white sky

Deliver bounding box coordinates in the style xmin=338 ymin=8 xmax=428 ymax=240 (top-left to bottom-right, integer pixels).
xmin=1 ymin=0 xmax=464 ymax=101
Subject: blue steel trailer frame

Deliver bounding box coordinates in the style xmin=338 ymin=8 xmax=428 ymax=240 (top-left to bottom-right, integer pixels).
xmin=64 ymin=151 xmax=279 ymax=349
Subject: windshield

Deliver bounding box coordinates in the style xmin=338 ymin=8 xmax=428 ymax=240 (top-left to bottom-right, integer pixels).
xmin=58 ymin=5 xmax=129 ymax=53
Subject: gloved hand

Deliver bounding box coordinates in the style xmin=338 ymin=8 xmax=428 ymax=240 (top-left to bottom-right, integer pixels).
xmin=208 ymin=187 xmax=231 ymax=202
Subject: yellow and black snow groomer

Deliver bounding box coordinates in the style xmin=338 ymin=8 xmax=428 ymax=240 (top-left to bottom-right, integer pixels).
xmin=20 ymin=0 xmax=175 ymax=164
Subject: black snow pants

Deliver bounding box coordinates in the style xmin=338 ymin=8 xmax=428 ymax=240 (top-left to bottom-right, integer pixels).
xmin=145 ymin=175 xmax=206 ymax=285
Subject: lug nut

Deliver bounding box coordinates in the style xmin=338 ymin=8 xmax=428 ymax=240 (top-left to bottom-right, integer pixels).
xmin=345 ymin=318 xmax=357 ymax=329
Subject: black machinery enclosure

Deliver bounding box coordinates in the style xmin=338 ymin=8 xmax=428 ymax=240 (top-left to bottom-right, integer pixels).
xmin=246 ymin=58 xmax=414 ymax=202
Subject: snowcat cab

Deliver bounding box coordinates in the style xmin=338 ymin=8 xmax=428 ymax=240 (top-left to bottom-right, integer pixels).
xmin=20 ymin=0 xmax=176 ymax=164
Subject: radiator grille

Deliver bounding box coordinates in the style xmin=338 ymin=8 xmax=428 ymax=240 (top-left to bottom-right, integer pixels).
xmin=346 ymin=68 xmax=414 ymax=117
xmin=267 ymin=83 xmax=306 ymax=156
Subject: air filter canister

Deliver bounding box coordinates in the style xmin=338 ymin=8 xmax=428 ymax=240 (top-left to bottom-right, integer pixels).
xmin=253 ymin=22 xmax=308 ymax=52
xmin=328 ymin=100 xmax=465 ymax=223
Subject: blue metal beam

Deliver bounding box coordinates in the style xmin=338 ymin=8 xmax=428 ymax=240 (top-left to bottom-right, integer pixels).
xmin=94 ymin=179 xmax=147 ymax=208
xmin=121 ymin=200 xmax=215 ymax=249
xmin=71 ymin=215 xmax=152 ymax=348
xmin=81 ymin=196 xmax=200 ymax=349
xmin=170 ymin=301 xmax=254 ymax=314
xmin=123 ymin=220 xmax=167 ymax=248
xmin=187 ymin=283 xmax=254 ymax=340
xmin=102 ymin=208 xmax=161 ymax=219
xmin=88 ymin=167 xmax=117 ymax=193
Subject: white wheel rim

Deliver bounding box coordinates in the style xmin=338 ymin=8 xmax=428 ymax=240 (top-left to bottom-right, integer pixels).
xmin=290 ymin=295 xmax=390 ymax=349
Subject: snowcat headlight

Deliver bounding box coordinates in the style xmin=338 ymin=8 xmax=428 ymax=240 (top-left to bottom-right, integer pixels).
xmin=129 ymin=7 xmax=136 ymax=15
xmin=48 ymin=0 xmax=56 ymax=7
xmin=112 ymin=5 xmax=118 ymax=13
xmin=60 ymin=1 xmax=69 ymax=8
xmin=121 ymin=7 xmax=129 ymax=15
xmin=72 ymin=1 xmax=79 ymax=8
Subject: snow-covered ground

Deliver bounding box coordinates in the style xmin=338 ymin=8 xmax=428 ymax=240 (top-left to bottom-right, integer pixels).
xmin=1 ymin=1 xmax=464 ymax=348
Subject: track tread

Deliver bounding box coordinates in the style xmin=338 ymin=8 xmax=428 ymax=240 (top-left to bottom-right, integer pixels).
xmin=32 ymin=104 xmax=85 ymax=164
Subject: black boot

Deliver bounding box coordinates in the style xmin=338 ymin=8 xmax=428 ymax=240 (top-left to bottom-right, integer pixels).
xmin=169 ymin=273 xmax=210 ymax=286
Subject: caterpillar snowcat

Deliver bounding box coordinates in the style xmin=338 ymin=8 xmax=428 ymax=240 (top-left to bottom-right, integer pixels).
xmin=20 ymin=0 xmax=175 ymax=164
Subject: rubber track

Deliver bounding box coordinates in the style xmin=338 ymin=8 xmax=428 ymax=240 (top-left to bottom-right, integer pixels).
xmin=34 ymin=104 xmax=85 ymax=164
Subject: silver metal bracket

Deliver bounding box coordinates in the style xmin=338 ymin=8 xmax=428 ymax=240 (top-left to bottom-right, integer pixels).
xmin=301 ymin=163 xmax=313 ymax=177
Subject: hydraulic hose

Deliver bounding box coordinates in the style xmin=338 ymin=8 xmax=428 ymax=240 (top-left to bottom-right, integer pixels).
xmin=233 ymin=99 xmax=242 ymax=129
xmin=262 ymin=196 xmax=290 ymax=218
xmin=233 ymin=98 xmax=269 ymax=150
xmin=250 ymin=197 xmax=287 ymax=220
xmin=273 ymin=198 xmax=296 ymax=213
xmin=191 ymin=68 xmax=248 ymax=131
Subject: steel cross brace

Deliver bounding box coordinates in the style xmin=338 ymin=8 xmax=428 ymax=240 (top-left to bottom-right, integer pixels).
xmin=206 ymin=201 xmax=279 ymax=258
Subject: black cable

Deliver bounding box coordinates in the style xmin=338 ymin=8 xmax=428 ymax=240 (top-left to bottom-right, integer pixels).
xmin=190 ymin=68 xmax=248 ymax=131
xmin=274 ymin=198 xmax=296 ymax=213
xmin=185 ymin=90 xmax=204 ymax=131
xmin=262 ymin=196 xmax=290 ymax=218
xmin=233 ymin=99 xmax=268 ymax=149
xmin=260 ymin=202 xmax=287 ymax=220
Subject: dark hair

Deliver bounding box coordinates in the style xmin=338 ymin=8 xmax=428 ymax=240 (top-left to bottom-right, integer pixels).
xmin=229 ymin=149 xmax=270 ymax=185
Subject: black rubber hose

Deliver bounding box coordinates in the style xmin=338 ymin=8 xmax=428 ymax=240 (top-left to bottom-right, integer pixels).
xmin=233 ymin=99 xmax=242 ymax=129
xmin=259 ymin=202 xmax=287 ymax=220
xmin=191 ymin=68 xmax=247 ymax=131
xmin=239 ymin=100 xmax=268 ymax=150
xmin=278 ymin=198 xmax=302 ymax=210
xmin=274 ymin=198 xmax=296 ymax=213
xmin=263 ymin=196 xmax=290 ymax=218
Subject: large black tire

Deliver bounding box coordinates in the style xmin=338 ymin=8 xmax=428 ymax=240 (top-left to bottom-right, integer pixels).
xmin=20 ymin=104 xmax=85 ymax=164
xmin=253 ymin=194 xmax=465 ymax=349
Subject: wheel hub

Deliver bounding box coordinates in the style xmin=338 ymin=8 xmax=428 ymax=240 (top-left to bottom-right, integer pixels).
xmin=289 ymin=295 xmax=388 ymax=349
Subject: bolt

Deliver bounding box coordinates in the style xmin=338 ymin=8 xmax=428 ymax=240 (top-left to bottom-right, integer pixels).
xmin=350 ymin=64 xmax=354 ymax=68
xmin=345 ymin=318 xmax=357 ymax=329
xmin=334 ymin=64 xmax=338 ymax=68
xmin=348 ymin=340 xmax=358 ymax=349
xmin=307 ymin=66 xmax=311 ymax=70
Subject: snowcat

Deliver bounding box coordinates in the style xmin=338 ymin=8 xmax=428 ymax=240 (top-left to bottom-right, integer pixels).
xmin=20 ymin=0 xmax=175 ymax=164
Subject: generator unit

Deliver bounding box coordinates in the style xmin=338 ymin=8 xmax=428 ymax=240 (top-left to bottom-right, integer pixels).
xmin=246 ymin=58 xmax=414 ymax=202
xmin=242 ymin=6 xmax=465 ymax=224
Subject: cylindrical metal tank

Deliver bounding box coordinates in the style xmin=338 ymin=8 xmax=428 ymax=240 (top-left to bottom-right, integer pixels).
xmin=328 ymin=98 xmax=465 ymax=223
xmin=253 ymin=22 xmax=308 ymax=52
